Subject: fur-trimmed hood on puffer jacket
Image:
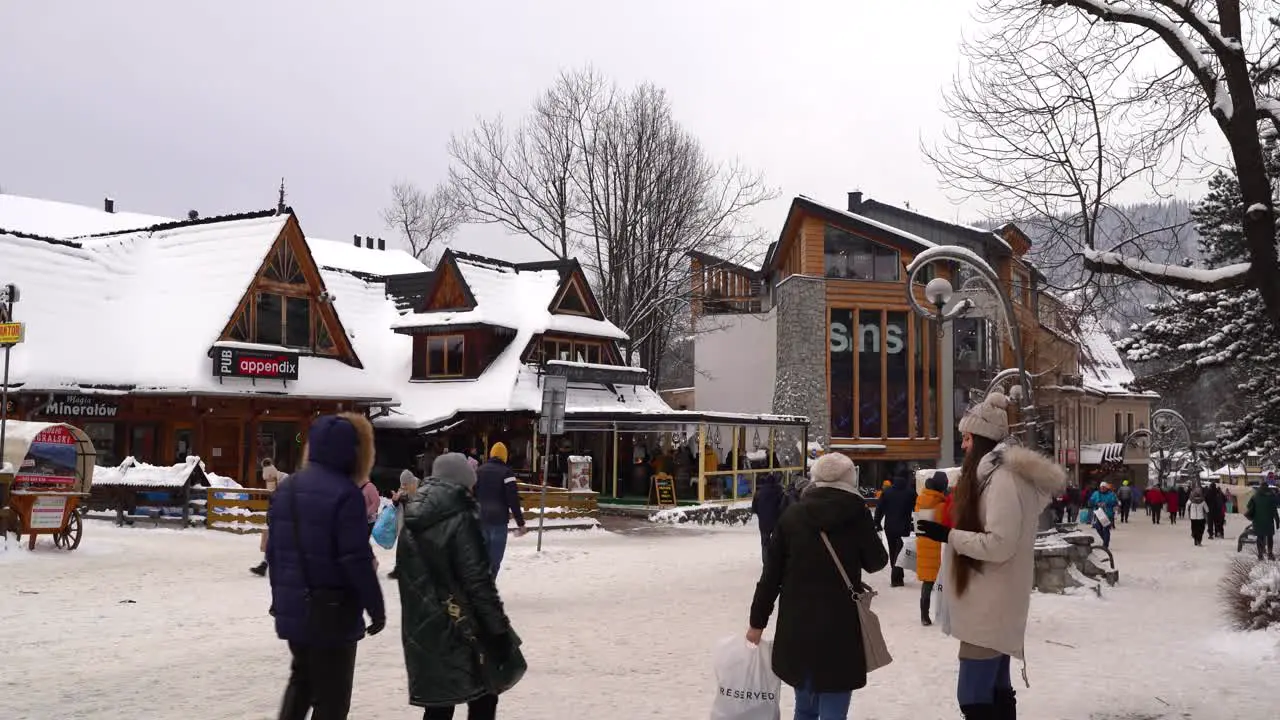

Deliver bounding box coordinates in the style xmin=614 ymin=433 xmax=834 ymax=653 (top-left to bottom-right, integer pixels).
xmin=945 ymin=444 xmax=1066 ymax=660
xmin=298 ymin=412 xmax=375 ymax=485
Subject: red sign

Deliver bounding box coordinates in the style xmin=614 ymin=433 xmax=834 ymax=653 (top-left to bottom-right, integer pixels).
xmin=15 ymin=425 xmax=79 ymax=487
xmin=213 ymin=346 xmax=300 ymax=380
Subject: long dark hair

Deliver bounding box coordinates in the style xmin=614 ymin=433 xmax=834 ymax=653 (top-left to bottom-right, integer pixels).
xmin=952 ymin=434 xmax=1000 ymax=597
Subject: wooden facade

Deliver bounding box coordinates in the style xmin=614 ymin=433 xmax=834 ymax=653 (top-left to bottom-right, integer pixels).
xmin=7 ymin=392 xmax=354 ymax=487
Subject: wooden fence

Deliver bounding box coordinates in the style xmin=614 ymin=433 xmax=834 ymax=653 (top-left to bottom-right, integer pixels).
xmin=515 ymin=483 xmax=598 ymax=526
xmin=205 ymin=488 xmax=272 ymax=534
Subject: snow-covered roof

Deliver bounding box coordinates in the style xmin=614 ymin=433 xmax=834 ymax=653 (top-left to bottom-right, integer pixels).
xmin=92 ymin=455 xmax=240 ymax=488
xmin=392 ymin=254 xmax=627 ymax=340
xmin=795 ymin=195 xmax=937 ymax=251
xmin=1076 ymin=320 xmax=1158 ymax=398
xmin=308 ymin=236 xmax=430 ymax=277
xmin=0 ymin=193 xmax=171 ymax=239
xmin=0 ymin=214 xmax=391 ymax=401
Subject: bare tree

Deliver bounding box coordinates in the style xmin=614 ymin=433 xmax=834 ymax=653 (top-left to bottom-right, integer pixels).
xmin=941 ymin=1 xmax=1280 ymax=331
xmin=928 ymin=7 xmax=1199 ymax=325
xmin=380 ymin=181 xmax=466 ymax=264
xmin=446 ymin=67 xmax=775 ymax=387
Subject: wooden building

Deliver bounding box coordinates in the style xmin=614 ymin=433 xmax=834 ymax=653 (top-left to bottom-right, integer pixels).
xmin=0 ymin=207 xmax=420 ymax=487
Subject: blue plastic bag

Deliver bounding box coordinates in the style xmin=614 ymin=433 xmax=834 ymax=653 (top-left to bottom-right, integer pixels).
xmin=1078 ymin=508 xmax=1091 ymax=524
xmin=372 ymin=504 xmax=398 ymax=549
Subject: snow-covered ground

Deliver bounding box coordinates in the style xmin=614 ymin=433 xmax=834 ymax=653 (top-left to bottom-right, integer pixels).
xmin=1 ymin=515 xmax=1277 ymax=719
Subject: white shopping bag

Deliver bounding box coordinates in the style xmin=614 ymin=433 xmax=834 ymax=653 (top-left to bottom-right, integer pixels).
xmin=1093 ymin=507 xmax=1112 ymax=527
xmin=933 ymin=544 xmax=952 ymax=635
xmin=710 ymin=636 xmax=781 ymax=720
xmin=895 ymin=535 xmax=919 ymax=573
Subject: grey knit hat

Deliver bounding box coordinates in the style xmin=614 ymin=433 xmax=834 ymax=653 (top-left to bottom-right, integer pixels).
xmin=809 ymin=453 xmax=860 ymax=495
xmin=958 ymin=391 xmax=1010 ymax=442
xmin=432 ymin=452 xmax=477 ymax=491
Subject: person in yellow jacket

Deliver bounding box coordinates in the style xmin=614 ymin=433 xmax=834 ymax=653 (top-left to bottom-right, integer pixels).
xmin=914 ymin=471 xmax=949 ymax=626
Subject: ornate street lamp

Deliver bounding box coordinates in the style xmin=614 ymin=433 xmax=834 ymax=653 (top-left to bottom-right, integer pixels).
xmin=905 ymin=247 xmax=1038 ymax=445
xmin=1145 ymin=409 xmax=1194 ymax=489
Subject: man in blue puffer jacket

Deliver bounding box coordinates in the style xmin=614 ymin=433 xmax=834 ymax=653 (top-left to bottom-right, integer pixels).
xmin=474 ymin=442 xmax=527 ymax=578
xmin=267 ymin=413 xmax=386 ymax=720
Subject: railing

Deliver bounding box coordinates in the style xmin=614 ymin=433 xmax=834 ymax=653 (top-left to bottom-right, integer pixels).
xmin=204 ymin=488 xmax=272 ymax=534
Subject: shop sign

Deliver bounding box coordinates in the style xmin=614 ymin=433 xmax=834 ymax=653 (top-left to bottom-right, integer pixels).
xmin=41 ymin=394 xmax=119 ymax=418
xmin=29 ymin=495 xmax=68 ymax=530
xmin=652 ymin=473 xmax=677 ymax=508
xmin=15 ymin=425 xmax=78 ymax=487
xmin=829 ymin=320 xmax=905 ymax=354
xmin=213 ymin=346 xmax=300 ymax=381
xmin=0 ymin=322 xmax=24 ymax=345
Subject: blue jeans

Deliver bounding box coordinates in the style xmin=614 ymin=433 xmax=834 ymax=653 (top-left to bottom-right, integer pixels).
xmin=957 ymin=654 xmax=1011 ymax=706
xmin=481 ymin=524 xmax=508 ymax=578
xmin=794 ymin=678 xmax=851 ymax=720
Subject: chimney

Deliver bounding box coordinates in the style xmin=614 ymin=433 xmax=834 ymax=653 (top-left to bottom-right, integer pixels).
xmin=353 ymin=234 xmax=361 ymax=248
xmin=377 ymin=237 xmax=385 ymax=251
xmin=847 ymin=191 xmax=862 ymax=212
xmin=104 ymin=197 xmax=115 ymax=213
xmin=365 ymin=236 xmax=374 ymax=249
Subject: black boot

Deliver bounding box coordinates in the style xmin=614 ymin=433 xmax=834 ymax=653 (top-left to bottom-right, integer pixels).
xmin=961 ymin=704 xmax=998 ymax=719
xmin=920 ymin=586 xmax=933 ymax=626
xmin=891 ymin=566 xmax=905 ymax=587
xmin=994 ymin=687 xmax=1017 ymax=720
xmin=250 ymin=561 xmax=268 ymax=576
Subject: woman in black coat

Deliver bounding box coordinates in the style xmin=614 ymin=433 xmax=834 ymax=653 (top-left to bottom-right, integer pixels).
xmin=397 ymin=453 xmax=526 ymax=719
xmin=746 ymin=453 xmax=888 ymax=719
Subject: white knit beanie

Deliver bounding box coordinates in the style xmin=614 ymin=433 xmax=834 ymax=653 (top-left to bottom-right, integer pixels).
xmin=809 ymin=453 xmax=861 ymax=495
xmin=958 ymin=391 xmax=1010 ymax=442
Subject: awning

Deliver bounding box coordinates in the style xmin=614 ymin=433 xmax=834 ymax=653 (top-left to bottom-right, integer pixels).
xmin=1081 ymin=443 xmax=1125 ymax=465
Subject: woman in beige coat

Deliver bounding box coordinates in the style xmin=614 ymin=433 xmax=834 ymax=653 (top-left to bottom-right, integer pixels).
xmin=250 ymin=459 xmax=284 ymax=576
xmin=917 ymin=392 xmax=1065 ymax=720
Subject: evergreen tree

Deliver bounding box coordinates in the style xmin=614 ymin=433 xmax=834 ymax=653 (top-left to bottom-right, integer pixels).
xmin=1119 ymin=144 xmax=1280 ymax=460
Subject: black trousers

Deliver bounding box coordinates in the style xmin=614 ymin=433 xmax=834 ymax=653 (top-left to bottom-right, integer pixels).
xmin=279 ymin=641 xmax=358 ymax=720
xmin=887 ymin=533 xmax=905 ymax=583
xmin=423 ymin=695 xmax=499 ymax=720
xmin=1119 ymin=502 xmax=1130 ymax=523
xmin=1151 ymin=506 xmax=1163 ymax=524
xmin=1257 ymin=533 xmax=1275 ymax=560
xmin=1191 ymin=519 xmax=1206 ymax=545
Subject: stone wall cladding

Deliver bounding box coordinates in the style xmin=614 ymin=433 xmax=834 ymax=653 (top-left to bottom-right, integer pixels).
xmin=771 ymin=275 xmax=829 ymax=447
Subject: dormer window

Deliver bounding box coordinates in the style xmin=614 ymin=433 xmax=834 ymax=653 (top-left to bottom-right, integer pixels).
xmin=426 ymin=335 xmax=465 ymax=378
xmin=255 ymin=293 xmax=313 ymax=348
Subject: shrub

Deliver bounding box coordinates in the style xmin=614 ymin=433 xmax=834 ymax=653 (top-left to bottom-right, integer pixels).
xmin=1220 ymin=556 xmax=1280 ymax=631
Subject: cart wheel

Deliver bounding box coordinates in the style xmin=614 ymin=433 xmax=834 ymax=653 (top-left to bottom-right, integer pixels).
xmin=56 ymin=512 xmax=83 ymax=551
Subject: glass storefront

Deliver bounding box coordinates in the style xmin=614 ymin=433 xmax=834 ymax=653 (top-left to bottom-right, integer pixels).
xmin=829 ymin=308 xmax=938 ymax=440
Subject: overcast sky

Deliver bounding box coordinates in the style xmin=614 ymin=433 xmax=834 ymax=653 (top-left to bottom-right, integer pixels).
xmin=0 ymin=0 xmax=1172 ymax=263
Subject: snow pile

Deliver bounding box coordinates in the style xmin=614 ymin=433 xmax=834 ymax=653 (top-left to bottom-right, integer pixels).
xmin=650 ymin=499 xmax=754 ymax=525
xmin=1224 ymin=557 xmax=1280 ymax=631
xmin=93 ymin=456 xmax=241 ymax=489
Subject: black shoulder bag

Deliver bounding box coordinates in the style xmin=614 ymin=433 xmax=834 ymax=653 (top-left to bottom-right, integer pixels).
xmin=289 ymin=479 xmax=356 ymax=641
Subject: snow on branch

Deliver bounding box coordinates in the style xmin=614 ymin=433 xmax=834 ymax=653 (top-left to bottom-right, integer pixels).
xmin=1041 ymin=0 xmax=1227 ymax=116
xmin=1081 ymin=247 xmax=1251 ymax=291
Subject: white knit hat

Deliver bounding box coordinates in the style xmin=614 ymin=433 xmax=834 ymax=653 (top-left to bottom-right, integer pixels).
xmin=809 ymin=453 xmax=860 ymax=495
xmin=958 ymin=391 xmax=1010 ymax=442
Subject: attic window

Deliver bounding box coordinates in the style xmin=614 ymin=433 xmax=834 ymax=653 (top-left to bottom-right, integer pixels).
xmin=554 ymin=277 xmax=591 ymax=315
xmin=426 ymin=335 xmax=465 ymax=378
xmin=255 ymin=292 xmax=312 ymax=348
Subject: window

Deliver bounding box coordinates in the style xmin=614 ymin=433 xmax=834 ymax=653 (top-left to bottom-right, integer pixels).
xmin=255 ymin=292 xmax=313 ymax=348
xmin=1115 ymin=413 xmax=1123 ymax=444
xmin=823 ymin=226 xmax=900 ymax=282
xmin=426 ymin=335 xmax=465 ymax=377
xmin=1126 ymin=412 xmax=1134 ymax=440
xmin=1011 ymin=269 xmax=1031 ymax=305
xmin=540 ymin=338 xmax=608 ymax=365
xmin=555 ymin=280 xmax=590 ymax=315
xmin=130 ymin=424 xmax=158 ymax=464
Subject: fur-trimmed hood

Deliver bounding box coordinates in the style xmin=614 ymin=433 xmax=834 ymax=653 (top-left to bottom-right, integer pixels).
xmin=978 ymin=444 xmax=1067 ymax=498
xmin=299 ymin=412 xmax=376 ymax=485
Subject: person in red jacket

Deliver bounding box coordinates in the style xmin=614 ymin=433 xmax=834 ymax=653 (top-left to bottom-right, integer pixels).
xmin=1145 ymin=486 xmax=1166 ymax=524
xmin=1166 ymin=486 xmax=1182 ymax=524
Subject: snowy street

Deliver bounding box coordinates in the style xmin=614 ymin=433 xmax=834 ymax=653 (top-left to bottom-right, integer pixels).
xmin=2 ymin=515 xmax=1277 ymax=720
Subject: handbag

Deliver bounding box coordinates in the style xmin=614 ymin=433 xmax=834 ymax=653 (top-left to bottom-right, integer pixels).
xmin=288 ymin=479 xmax=356 ymax=641
xmin=819 ymin=531 xmax=893 ymax=673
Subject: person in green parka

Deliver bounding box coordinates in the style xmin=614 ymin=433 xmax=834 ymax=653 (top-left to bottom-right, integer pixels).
xmin=1247 ymin=474 xmax=1280 ymax=561
xmin=397 ymin=453 xmax=526 ymax=720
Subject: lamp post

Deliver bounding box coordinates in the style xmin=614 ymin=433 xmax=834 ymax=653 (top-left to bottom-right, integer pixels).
xmin=904 ymin=248 xmax=1038 ymax=446
xmin=1144 ymin=409 xmax=1194 ymax=490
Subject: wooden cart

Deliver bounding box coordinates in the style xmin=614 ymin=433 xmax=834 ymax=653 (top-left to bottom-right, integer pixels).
xmin=1 ymin=421 xmax=97 ymax=551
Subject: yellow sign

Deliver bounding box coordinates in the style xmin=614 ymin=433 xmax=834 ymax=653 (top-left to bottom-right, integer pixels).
xmin=0 ymin=322 xmax=23 ymax=345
